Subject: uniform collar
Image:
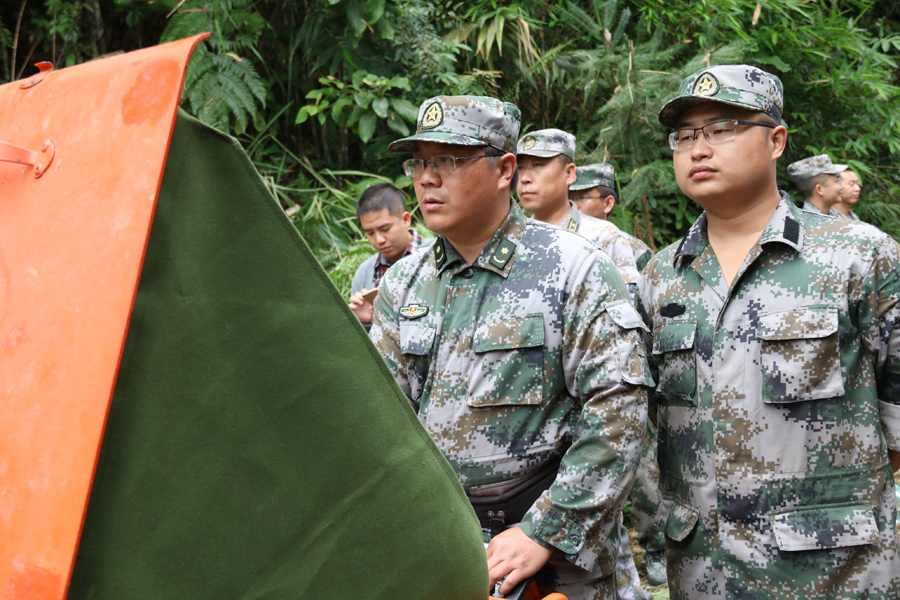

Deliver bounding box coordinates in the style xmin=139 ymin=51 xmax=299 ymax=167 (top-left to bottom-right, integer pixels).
xmin=558 ymin=203 xmax=582 ymax=233
xmin=432 ymin=201 xmax=525 ymax=278
xmin=673 ymin=192 xmax=804 ymax=267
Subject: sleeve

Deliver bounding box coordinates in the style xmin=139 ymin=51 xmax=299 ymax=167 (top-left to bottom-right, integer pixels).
xmin=369 ymin=275 xmax=410 ymax=399
xmin=635 ymin=265 xmax=659 ymax=426
xmin=517 ymin=251 xmax=651 ymax=573
xmin=350 ymin=255 xmax=373 ymax=297
xmin=858 ymin=236 xmax=900 ymax=450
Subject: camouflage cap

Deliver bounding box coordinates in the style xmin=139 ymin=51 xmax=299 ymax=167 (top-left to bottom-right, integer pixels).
xmin=516 ymin=128 xmax=575 ymax=160
xmin=658 ymin=64 xmax=784 ymax=129
xmin=787 ymin=154 xmax=848 ymax=182
xmin=388 ymin=95 xmax=521 ymax=154
xmin=570 ymin=163 xmax=615 ymax=191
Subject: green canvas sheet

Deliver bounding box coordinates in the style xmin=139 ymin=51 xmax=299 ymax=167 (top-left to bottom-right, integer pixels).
xmin=68 ymin=110 xmax=488 ymax=600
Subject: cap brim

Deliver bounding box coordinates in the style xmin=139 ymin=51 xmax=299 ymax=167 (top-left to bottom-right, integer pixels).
xmin=568 ymin=182 xmax=597 ymax=191
xmin=827 ymin=163 xmax=849 ymax=174
xmin=658 ymin=96 xmax=765 ymax=128
xmin=518 ymin=149 xmax=565 ymax=158
xmin=388 ymin=132 xmax=491 ymax=154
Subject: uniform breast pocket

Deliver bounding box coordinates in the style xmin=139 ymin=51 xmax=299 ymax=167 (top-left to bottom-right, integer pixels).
xmin=399 ymin=319 xmax=436 ymax=402
xmin=467 ymin=314 xmax=545 ymax=408
xmin=652 ymin=320 xmax=697 ymax=406
xmin=757 ymin=306 xmax=844 ymax=404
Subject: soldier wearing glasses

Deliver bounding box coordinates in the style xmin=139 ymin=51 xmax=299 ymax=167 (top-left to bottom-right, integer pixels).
xmin=569 ymin=163 xmax=654 ymax=272
xmin=370 ymin=95 xmax=650 ymax=599
xmin=638 ymin=64 xmax=900 ymax=597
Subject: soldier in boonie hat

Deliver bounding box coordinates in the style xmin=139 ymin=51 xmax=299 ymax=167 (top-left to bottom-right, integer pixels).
xmin=516 ymin=129 xmax=576 ymax=160
xmin=658 ymin=64 xmax=783 ymax=128
xmin=570 ymin=163 xmax=615 ymax=191
xmin=388 ymin=95 xmax=520 ymax=154
xmin=787 ymin=154 xmax=847 ymax=216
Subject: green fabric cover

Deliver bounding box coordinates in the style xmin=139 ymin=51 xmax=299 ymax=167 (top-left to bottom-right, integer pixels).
xmin=68 ymin=111 xmax=488 ymax=600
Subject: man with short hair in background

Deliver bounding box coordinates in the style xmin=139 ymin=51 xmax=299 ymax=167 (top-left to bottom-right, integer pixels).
xmin=835 ymin=167 xmax=862 ymax=220
xmin=640 ymin=63 xmax=900 ymax=598
xmin=371 ymin=95 xmax=650 ymax=599
xmin=515 ymin=130 xmax=640 ymax=294
xmin=348 ymin=184 xmax=426 ymax=327
xmin=787 ymin=154 xmax=845 ymax=217
xmin=569 ymin=163 xmax=653 ymax=272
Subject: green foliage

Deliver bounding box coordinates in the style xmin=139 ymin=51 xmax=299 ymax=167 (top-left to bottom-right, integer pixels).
xmin=2 ymin=0 xmax=898 ymax=278
xmin=160 ymin=0 xmax=267 ymax=135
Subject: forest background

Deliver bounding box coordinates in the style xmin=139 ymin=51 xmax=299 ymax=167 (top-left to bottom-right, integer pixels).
xmin=2 ymin=0 xmax=899 ymax=297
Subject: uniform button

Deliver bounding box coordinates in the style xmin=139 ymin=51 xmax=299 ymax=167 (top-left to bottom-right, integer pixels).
xmin=461 ymin=268 xmax=474 ymax=279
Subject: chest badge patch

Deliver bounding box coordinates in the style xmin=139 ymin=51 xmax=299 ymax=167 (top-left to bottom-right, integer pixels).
xmin=400 ymin=304 xmax=429 ymax=319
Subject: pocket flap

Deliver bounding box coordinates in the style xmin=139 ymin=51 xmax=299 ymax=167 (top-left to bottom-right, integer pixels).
xmin=665 ymin=500 xmax=699 ymax=542
xmin=399 ymin=320 xmax=435 ymax=356
xmin=606 ymin=301 xmax=648 ymax=331
xmin=652 ymin=321 xmax=696 ymax=354
xmin=758 ymin=306 xmax=838 ymax=341
xmin=473 ymin=314 xmax=544 ymax=353
xmin=769 ymin=502 xmax=878 ymax=551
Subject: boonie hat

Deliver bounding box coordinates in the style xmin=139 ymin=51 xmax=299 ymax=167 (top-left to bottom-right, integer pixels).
xmin=658 ymin=64 xmax=784 ymax=129
xmin=388 ymin=95 xmax=521 ymax=154
xmin=787 ymin=154 xmax=848 ymax=182
xmin=570 ymin=163 xmax=615 ymax=191
xmin=517 ymin=129 xmax=575 ymax=160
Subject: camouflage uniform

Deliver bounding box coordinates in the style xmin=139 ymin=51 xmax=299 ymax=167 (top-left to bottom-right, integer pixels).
xmin=571 ymin=164 xmax=654 ymax=272
xmin=558 ymin=205 xmax=640 ymax=292
xmin=572 ymin=162 xmax=665 ymax=568
xmin=377 ymin=95 xmax=652 ymax=599
xmin=787 ymin=155 xmax=847 ymax=219
xmin=642 ymin=64 xmax=900 ymax=599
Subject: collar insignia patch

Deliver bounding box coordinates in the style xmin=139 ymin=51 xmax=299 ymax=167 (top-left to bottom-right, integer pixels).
xmin=567 ymin=219 xmax=579 ymax=232
xmin=421 ymin=102 xmax=443 ymax=129
xmin=490 ymin=239 xmax=516 ymax=269
xmin=433 ymin=239 xmax=446 ymax=270
xmin=400 ymin=304 xmax=429 ymax=319
xmin=693 ymin=72 xmax=719 ymax=97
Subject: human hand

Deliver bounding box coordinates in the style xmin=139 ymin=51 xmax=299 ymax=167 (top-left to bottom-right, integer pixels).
xmin=348 ymin=289 xmax=374 ymax=323
xmin=486 ymin=527 xmax=552 ymax=596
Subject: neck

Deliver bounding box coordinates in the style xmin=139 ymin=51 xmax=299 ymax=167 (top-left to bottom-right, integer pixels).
xmin=833 ymin=203 xmax=851 ymax=217
xmin=704 ymin=187 xmax=782 ymax=238
xmin=807 ymin=196 xmax=833 ymax=213
xmin=446 ymin=199 xmax=511 ymax=264
xmin=533 ymin=198 xmax=571 ymax=227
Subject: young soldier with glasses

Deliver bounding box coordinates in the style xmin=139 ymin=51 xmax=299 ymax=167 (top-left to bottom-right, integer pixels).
xmin=638 ymin=64 xmax=900 ymax=598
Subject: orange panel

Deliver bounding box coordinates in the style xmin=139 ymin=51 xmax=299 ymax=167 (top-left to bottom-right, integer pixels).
xmin=0 ymin=34 xmax=206 ymax=600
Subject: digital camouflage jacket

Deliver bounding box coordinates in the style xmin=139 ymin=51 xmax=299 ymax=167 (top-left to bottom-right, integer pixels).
xmin=637 ymin=194 xmax=900 ymax=599
xmin=558 ymin=204 xmax=640 ymax=290
xmin=371 ymin=202 xmax=650 ymax=577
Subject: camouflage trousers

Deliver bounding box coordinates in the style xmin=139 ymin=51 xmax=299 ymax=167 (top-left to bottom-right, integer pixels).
xmin=626 ymin=419 xmax=665 ymax=553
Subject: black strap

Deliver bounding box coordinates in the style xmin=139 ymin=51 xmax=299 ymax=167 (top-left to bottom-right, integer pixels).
xmin=468 ymin=458 xmax=561 ymax=536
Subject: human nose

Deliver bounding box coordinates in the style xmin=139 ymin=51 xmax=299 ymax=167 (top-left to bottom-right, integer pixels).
xmin=690 ymin=127 xmax=713 ymax=158
xmin=417 ymin=158 xmax=441 ymax=186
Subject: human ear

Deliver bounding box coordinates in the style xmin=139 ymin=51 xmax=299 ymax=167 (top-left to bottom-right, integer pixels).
xmin=564 ymin=162 xmax=577 ymax=186
xmin=770 ymin=125 xmax=788 ymax=159
xmin=496 ymin=153 xmax=517 ymax=190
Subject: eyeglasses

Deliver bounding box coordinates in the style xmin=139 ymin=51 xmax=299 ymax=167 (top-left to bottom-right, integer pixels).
xmin=402 ymin=154 xmax=501 ymax=178
xmin=667 ymin=119 xmax=777 ymax=150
